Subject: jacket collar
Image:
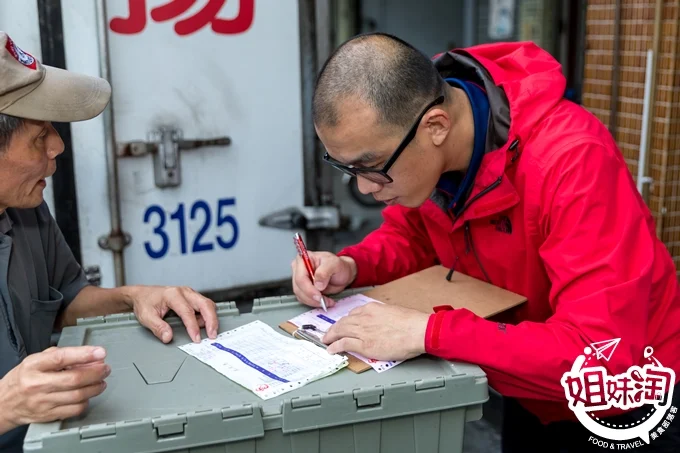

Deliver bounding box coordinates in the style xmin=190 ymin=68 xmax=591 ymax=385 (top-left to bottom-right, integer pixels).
xmin=426 ymin=49 xmax=521 ymax=229
xmin=433 ymin=50 xmax=511 ymax=152
xmin=459 ymin=143 xmax=520 ymax=224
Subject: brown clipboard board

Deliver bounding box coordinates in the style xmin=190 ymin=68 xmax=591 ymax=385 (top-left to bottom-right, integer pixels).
xmin=279 ymin=265 xmax=527 ymax=373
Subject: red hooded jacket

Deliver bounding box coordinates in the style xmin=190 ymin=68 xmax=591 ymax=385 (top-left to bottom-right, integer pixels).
xmin=337 ymin=42 xmax=680 ymax=424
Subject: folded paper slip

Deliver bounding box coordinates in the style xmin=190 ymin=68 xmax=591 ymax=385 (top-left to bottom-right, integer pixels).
xmin=179 ymin=320 xmax=348 ymax=399
xmin=280 ymin=265 xmax=527 ymax=373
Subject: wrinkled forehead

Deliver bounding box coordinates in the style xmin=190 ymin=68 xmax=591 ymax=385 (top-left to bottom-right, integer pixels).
xmin=315 ymin=98 xmax=398 ymax=165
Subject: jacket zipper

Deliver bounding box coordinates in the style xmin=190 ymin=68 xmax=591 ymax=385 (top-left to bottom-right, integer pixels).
xmin=445 ymin=256 xmax=459 ymax=281
xmin=450 ymin=138 xmax=521 ymax=284
xmin=451 ymin=138 xmax=519 ymax=223
xmin=447 ymin=175 xmax=502 ymax=282
xmin=465 ymin=221 xmax=492 ymax=283
xmin=453 ymin=175 xmax=503 ymax=224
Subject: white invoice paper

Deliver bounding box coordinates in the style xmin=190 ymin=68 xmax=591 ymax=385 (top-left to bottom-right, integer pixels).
xmin=288 ymin=294 xmax=403 ymax=373
xmin=178 ymin=320 xmax=348 ymax=399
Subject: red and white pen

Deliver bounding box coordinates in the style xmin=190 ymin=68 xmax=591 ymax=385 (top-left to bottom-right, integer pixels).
xmin=294 ymin=232 xmax=328 ymax=312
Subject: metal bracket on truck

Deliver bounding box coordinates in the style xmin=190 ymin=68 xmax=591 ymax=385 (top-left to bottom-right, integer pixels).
xmin=258 ymin=206 xmax=341 ymax=230
xmin=116 ymin=126 xmax=232 ymax=189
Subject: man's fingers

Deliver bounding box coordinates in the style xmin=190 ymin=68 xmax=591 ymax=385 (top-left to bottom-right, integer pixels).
xmin=65 ymin=359 xmax=106 ymax=371
xmin=51 ymin=363 xmax=111 ymax=392
xmin=140 ymin=310 xmax=174 ymax=344
xmin=326 ymin=337 xmax=363 ymax=355
xmin=32 ymin=346 xmax=107 ymax=372
xmin=322 ymin=319 xmax=361 ymax=345
xmin=312 ymin=257 xmax=338 ymax=291
xmin=51 ymin=381 xmax=108 ymax=406
xmin=45 ymin=402 xmax=90 ymax=423
xmin=166 ymin=296 xmax=202 ymax=343
xmin=292 ymin=258 xmax=323 ymax=308
xmin=184 ymin=290 xmax=218 ymax=339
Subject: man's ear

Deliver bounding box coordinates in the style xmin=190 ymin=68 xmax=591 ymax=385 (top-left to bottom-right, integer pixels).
xmin=425 ymin=108 xmax=451 ymax=147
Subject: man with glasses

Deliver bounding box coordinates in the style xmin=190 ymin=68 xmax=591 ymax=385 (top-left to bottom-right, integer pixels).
xmin=292 ymin=33 xmax=680 ymax=452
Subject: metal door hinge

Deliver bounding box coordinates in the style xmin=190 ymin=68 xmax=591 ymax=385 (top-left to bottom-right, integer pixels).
xmin=117 ymin=127 xmax=231 ymax=188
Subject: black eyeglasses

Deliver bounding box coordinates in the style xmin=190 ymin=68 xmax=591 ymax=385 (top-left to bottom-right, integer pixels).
xmin=323 ymin=94 xmax=445 ymax=184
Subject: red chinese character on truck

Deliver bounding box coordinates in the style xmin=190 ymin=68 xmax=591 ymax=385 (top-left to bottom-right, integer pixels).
xmin=110 ymin=0 xmax=255 ymax=36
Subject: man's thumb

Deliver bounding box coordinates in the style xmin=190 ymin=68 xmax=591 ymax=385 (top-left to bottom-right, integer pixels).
xmin=313 ymin=264 xmax=332 ymax=290
xmin=151 ymin=318 xmax=173 ymax=343
xmin=312 ymin=254 xmax=345 ymax=291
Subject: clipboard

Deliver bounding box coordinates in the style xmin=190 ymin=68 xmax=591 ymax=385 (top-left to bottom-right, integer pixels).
xmin=280 ymin=265 xmax=527 ymax=373
xmin=278 ymin=323 xmax=373 ymax=372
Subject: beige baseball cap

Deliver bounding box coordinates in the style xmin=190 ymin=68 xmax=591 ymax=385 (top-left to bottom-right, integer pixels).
xmin=0 ymin=31 xmax=111 ymax=122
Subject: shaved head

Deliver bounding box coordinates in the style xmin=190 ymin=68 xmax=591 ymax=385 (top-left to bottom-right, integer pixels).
xmin=313 ymin=33 xmax=472 ymax=210
xmin=312 ymin=32 xmax=446 ymax=131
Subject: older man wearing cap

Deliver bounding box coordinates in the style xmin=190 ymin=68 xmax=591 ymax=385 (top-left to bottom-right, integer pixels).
xmin=0 ymin=32 xmax=220 ymax=451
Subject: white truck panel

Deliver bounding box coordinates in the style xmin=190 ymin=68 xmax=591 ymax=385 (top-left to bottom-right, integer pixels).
xmin=66 ymin=0 xmax=306 ymax=291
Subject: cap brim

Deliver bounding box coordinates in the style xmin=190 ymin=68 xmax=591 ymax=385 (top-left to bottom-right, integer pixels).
xmin=2 ymin=64 xmax=111 ymax=122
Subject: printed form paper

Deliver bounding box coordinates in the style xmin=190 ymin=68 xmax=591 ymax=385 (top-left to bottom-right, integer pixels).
xmin=178 ymin=320 xmax=348 ymax=399
xmin=288 ymin=294 xmax=403 ymax=373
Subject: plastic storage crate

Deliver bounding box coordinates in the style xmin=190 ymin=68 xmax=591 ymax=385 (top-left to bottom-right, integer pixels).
xmin=24 ymin=291 xmax=489 ymax=453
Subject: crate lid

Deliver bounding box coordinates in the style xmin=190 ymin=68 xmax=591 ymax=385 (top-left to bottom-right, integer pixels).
xmin=24 ymin=296 xmax=487 ymax=452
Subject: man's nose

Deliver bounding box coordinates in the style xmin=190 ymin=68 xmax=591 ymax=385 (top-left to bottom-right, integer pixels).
xmin=356 ymin=175 xmax=382 ymax=195
xmin=46 ymin=125 xmax=65 ymax=159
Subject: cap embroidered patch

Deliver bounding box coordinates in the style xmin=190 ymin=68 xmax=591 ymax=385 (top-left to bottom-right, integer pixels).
xmin=5 ymin=36 xmax=37 ymax=70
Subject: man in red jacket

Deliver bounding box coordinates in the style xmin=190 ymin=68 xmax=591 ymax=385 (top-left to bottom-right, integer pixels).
xmin=292 ymin=33 xmax=680 ymax=452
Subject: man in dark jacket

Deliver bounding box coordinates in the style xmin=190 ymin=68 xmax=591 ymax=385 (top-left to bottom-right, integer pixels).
xmin=0 ymin=31 xmax=219 ymax=452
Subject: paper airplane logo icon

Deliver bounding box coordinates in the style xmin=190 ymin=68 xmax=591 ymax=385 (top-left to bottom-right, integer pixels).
xmin=590 ymin=338 xmax=621 ymax=361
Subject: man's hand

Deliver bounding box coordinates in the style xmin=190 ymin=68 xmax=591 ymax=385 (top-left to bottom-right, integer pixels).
xmin=323 ymin=303 xmax=430 ymax=361
xmin=0 ymin=347 xmax=109 ymax=434
xmin=292 ymin=251 xmax=357 ymax=308
xmin=123 ymin=286 xmax=219 ymax=344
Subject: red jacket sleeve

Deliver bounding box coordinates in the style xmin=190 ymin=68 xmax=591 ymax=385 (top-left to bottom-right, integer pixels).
xmin=338 ymin=205 xmax=438 ymax=287
xmin=425 ymin=140 xmax=654 ymax=402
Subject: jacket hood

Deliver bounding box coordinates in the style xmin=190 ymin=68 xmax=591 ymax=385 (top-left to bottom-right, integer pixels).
xmin=432 ymin=41 xmax=567 ymax=148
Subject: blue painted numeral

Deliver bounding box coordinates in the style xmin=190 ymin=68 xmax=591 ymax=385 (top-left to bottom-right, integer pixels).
xmin=216 ymin=198 xmax=239 ymax=249
xmin=142 ymin=197 xmax=239 ymax=259
xmin=191 ymin=200 xmax=214 ymax=253
xmin=143 ymin=205 xmax=169 ymax=259
xmin=170 ymin=203 xmax=187 ymax=254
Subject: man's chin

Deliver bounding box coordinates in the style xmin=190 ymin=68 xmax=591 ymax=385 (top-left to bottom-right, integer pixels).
xmin=18 ymin=193 xmax=46 ymax=210
xmin=394 ymin=198 xmax=425 ymax=209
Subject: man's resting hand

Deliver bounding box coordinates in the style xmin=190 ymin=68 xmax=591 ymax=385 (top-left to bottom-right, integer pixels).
xmin=0 ymin=346 xmax=109 ymax=434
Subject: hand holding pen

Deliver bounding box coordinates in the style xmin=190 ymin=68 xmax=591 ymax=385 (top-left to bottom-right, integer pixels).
xmin=293 ymin=233 xmax=328 ymax=312
xmin=291 ymin=236 xmax=358 ymax=310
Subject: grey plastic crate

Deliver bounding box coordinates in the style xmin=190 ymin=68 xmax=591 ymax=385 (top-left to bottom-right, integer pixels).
xmin=24 ymin=292 xmax=488 ymax=453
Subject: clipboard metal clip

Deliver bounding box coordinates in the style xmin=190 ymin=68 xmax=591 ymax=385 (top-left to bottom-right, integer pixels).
xmin=292 ymin=325 xmax=348 ymax=359
xmin=293 ymin=324 xmax=328 ymax=350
